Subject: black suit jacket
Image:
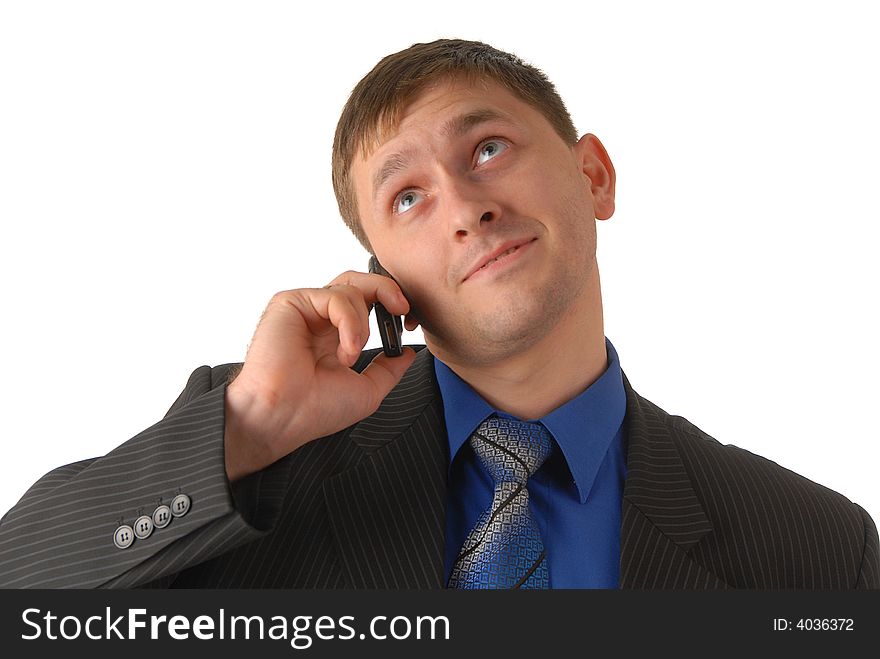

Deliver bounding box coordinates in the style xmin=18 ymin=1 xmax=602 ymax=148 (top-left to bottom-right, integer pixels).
xmin=1 ymin=345 xmax=877 ymax=588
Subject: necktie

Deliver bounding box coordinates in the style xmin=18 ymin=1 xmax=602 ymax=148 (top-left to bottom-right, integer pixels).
xmin=447 ymin=415 xmax=553 ymax=589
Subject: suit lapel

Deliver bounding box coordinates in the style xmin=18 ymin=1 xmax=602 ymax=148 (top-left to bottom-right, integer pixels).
xmin=324 ymin=347 xmax=448 ymax=588
xmin=618 ymin=371 xmax=728 ymax=588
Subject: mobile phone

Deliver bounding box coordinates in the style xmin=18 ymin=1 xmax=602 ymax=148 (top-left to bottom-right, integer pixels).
xmin=368 ymin=256 xmax=404 ymax=357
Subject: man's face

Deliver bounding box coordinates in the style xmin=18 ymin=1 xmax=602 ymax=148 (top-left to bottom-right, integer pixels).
xmin=351 ymin=75 xmax=614 ymax=366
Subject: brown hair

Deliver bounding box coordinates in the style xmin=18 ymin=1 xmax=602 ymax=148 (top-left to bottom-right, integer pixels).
xmin=331 ymin=38 xmax=579 ymax=252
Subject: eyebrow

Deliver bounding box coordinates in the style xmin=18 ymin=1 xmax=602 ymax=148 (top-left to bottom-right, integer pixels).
xmin=371 ymin=108 xmax=515 ymax=202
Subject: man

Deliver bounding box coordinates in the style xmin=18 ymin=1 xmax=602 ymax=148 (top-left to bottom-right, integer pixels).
xmin=0 ymin=39 xmax=877 ymax=589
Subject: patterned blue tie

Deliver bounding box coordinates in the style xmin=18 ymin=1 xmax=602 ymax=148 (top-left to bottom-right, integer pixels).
xmin=447 ymin=415 xmax=553 ymax=589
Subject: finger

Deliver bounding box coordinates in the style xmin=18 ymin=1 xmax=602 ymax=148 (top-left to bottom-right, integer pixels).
xmin=328 ymin=284 xmax=373 ymax=345
xmin=358 ymin=347 xmax=418 ymax=409
xmin=325 ymin=270 xmax=410 ymax=316
xmin=325 ymin=292 xmax=366 ymax=365
xmin=327 ymin=281 xmax=412 ymax=346
xmin=299 ymin=288 xmax=363 ymax=365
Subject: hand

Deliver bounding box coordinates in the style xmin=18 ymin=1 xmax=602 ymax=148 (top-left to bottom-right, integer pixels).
xmin=223 ymin=271 xmax=418 ymax=482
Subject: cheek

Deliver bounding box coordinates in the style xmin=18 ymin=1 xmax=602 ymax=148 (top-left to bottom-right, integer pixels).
xmin=513 ymin=160 xmax=582 ymax=217
xmin=542 ymin=163 xmax=596 ymax=225
xmin=394 ymin=245 xmax=449 ymax=301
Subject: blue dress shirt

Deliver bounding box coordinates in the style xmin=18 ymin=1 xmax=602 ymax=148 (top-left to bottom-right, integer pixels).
xmin=434 ymin=336 xmax=627 ymax=588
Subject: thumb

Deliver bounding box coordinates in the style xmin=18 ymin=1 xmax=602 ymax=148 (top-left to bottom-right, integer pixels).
xmin=359 ymin=347 xmax=418 ymax=406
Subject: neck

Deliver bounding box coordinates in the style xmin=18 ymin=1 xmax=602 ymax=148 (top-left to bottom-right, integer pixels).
xmin=428 ymin=275 xmax=607 ymax=420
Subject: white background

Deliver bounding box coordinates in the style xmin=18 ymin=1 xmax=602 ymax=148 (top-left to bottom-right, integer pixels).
xmin=1 ymin=1 xmax=877 ymax=529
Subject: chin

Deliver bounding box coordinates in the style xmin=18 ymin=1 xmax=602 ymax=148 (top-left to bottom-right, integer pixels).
xmin=421 ymin=266 xmax=589 ymax=362
xmin=423 ymin=300 xmax=553 ymax=365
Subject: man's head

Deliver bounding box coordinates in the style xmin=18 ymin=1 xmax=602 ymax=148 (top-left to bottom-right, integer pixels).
xmin=333 ymin=39 xmax=615 ymax=367
xmin=332 ymin=39 xmax=581 ymax=253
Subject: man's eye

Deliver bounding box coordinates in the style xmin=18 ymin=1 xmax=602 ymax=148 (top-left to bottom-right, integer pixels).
xmin=394 ymin=189 xmax=424 ymax=214
xmin=476 ymin=139 xmax=508 ymax=166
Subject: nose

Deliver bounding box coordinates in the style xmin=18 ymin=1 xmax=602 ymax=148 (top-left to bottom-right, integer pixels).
xmin=442 ymin=177 xmax=503 ymax=239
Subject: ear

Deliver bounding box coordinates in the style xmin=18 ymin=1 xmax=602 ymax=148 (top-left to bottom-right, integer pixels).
xmin=574 ymin=133 xmax=616 ymax=220
xmin=404 ymin=313 xmax=421 ymax=332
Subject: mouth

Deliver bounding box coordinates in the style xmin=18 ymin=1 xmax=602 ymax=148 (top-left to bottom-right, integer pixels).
xmin=463 ymin=237 xmax=537 ymax=283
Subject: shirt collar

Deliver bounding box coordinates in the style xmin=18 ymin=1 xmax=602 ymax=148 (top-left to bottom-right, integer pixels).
xmin=433 ymin=336 xmax=626 ymax=504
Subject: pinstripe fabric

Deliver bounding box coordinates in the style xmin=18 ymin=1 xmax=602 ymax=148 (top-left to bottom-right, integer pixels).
xmin=0 ymin=346 xmax=877 ymax=589
xmin=617 ymin=374 xmax=879 ymax=589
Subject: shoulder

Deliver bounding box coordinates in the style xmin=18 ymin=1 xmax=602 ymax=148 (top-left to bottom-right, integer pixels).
xmin=653 ymin=404 xmax=876 ymax=587
xmin=665 ymin=409 xmax=857 ymax=515
xmin=627 ymin=390 xmax=860 ymax=518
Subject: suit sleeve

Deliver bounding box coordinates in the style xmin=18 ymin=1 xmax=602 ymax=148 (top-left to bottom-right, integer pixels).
xmin=0 ymin=363 xmax=291 ymax=589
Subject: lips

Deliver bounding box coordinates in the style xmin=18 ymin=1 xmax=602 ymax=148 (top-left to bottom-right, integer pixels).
xmin=463 ymin=237 xmax=537 ymax=282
